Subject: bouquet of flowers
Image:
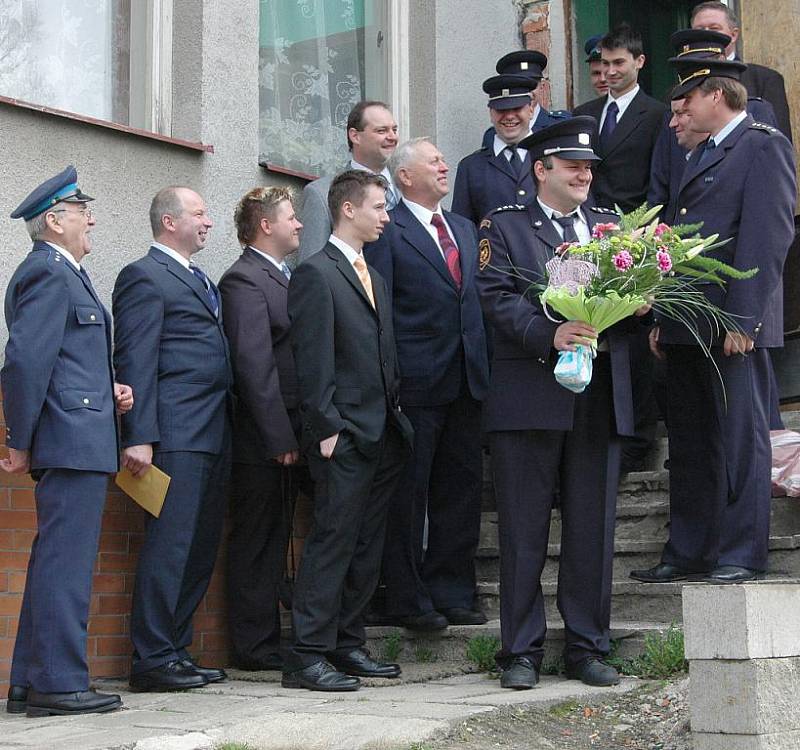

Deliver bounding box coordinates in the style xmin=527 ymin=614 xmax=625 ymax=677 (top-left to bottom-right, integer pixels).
xmin=540 ymin=204 xmax=757 ymax=392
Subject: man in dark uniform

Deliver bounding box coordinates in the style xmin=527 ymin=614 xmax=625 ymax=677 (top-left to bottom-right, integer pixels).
xmin=477 ymin=117 xmax=649 ymax=690
xmin=631 ymin=58 xmax=796 ymax=584
xmin=3 ymin=167 xmax=132 ymax=717
xmin=480 ymin=51 xmax=571 ymax=149
xmin=452 ymin=75 xmax=539 ymax=225
xmin=584 ymin=35 xmax=609 ymax=99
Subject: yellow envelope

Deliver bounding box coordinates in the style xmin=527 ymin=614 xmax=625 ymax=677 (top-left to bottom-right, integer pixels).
xmin=115 ymin=465 xmax=171 ymax=517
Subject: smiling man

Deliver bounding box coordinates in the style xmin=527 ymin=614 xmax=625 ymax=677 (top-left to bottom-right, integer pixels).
xmin=113 ymin=187 xmax=233 ymax=692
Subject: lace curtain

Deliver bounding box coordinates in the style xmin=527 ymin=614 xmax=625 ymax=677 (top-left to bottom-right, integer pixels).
xmin=259 ymin=0 xmax=388 ymax=177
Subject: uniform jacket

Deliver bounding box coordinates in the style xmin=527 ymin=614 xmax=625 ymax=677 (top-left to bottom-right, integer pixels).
xmin=288 ymin=242 xmax=414 ymax=457
xmin=219 ymin=247 xmax=299 ymax=465
xmin=1 ymin=242 xmax=119 ymax=473
xmin=740 ymin=60 xmax=792 ymax=142
xmin=479 ymin=107 xmax=572 ymax=150
xmin=573 ymin=89 xmax=668 ymax=213
xmin=112 ymin=246 xmax=232 ymax=453
xmin=659 ymin=116 xmax=797 ymax=347
xmin=364 ymin=201 xmax=490 ymax=406
xmin=476 ymin=202 xmax=637 ymax=437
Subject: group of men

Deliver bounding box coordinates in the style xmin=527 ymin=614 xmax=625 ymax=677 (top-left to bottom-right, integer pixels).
xmin=2 ymin=0 xmax=797 ymax=716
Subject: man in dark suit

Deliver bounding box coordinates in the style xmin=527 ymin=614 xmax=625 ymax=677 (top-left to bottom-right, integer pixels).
xmin=219 ymin=186 xmax=311 ymax=671
xmin=452 ymin=75 xmax=540 ymax=225
xmin=3 ymin=167 xmax=131 ymax=717
xmin=632 ymin=59 xmax=797 ymax=584
xmin=477 ymin=118 xmax=651 ymax=691
xmin=113 ymin=187 xmax=232 ymax=691
xmin=365 ymin=138 xmax=490 ymax=631
xmin=283 ymin=170 xmax=414 ymax=692
xmin=691 ymin=1 xmax=792 ymax=141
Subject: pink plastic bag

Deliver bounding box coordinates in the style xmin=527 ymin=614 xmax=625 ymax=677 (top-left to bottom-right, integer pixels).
xmin=771 ymin=430 xmax=800 ymax=497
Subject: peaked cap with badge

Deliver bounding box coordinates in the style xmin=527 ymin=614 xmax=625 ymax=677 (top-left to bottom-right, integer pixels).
xmin=10 ymin=165 xmax=94 ymax=221
xmin=495 ymin=50 xmax=548 ymax=81
xmin=519 ymin=116 xmax=601 ymax=162
xmin=584 ymin=34 xmax=603 ymax=62
xmin=669 ymin=28 xmax=731 ymax=60
xmin=669 ymin=56 xmax=747 ymax=100
xmin=482 ymin=73 xmax=536 ymax=110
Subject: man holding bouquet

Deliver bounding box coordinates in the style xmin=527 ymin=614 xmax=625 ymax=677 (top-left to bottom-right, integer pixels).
xmin=477 ymin=117 xmax=648 ymax=690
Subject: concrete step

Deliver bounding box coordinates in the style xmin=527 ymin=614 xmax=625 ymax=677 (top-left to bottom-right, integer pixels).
xmin=363 ymin=619 xmax=674 ymax=667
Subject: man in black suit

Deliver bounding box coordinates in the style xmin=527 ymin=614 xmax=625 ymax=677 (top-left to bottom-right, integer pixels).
xmin=365 ymin=138 xmax=490 ymax=631
xmin=219 ymin=187 xmax=311 ymax=672
xmin=113 ymin=187 xmax=232 ymax=691
xmin=283 ymin=170 xmax=414 ymax=692
xmin=691 ymin=1 xmax=792 ymax=141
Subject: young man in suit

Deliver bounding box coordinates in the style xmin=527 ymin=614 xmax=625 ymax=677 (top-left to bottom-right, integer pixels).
xmin=113 ymin=187 xmax=232 ymax=691
xmin=3 ymin=167 xmax=131 ymax=717
xmin=477 ymin=117 xmax=652 ymax=691
xmin=298 ymin=101 xmax=400 ymax=262
xmin=365 ymin=138 xmax=490 ymax=631
xmin=283 ymin=170 xmax=414 ymax=692
xmin=219 ymin=187 xmax=311 ymax=671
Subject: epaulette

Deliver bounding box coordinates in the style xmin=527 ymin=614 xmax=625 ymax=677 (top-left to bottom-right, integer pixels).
xmin=590 ymin=206 xmax=618 ymax=215
xmin=549 ymin=110 xmax=572 ymax=119
xmin=488 ymin=204 xmax=527 ymax=216
xmin=747 ymin=96 xmax=764 ymax=102
xmin=750 ymin=121 xmax=779 ymax=134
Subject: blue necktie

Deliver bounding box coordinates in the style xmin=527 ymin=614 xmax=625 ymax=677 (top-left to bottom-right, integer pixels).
xmin=385 ymin=185 xmax=399 ymax=210
xmin=189 ymin=264 xmax=219 ymax=316
xmin=280 ymin=262 xmax=292 ymax=280
xmin=600 ymin=101 xmax=618 ymax=148
xmin=697 ymin=138 xmax=717 ymax=166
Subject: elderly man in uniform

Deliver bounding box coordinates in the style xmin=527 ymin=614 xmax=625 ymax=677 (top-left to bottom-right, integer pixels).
xmin=477 ymin=118 xmax=650 ymax=690
xmin=3 ymin=166 xmax=132 ymax=717
xmin=632 ymin=58 xmax=796 ymax=584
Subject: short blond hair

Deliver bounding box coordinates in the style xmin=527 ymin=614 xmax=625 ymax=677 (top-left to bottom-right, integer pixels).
xmin=234 ymin=186 xmax=295 ymax=245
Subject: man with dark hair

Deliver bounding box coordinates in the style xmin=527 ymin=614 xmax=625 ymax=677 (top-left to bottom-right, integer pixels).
xmin=298 ymin=101 xmax=399 ymax=261
xmin=219 ymin=187 xmax=311 ymax=672
xmin=691 ymin=0 xmax=792 ymax=141
xmin=283 ymin=169 xmax=414 ymax=692
xmin=114 ymin=187 xmax=232 ymax=692
xmin=632 ymin=57 xmax=796 ymax=584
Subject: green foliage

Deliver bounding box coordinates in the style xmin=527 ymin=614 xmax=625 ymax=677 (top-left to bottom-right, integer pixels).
xmin=381 ymin=631 xmax=403 ymax=663
xmin=548 ymin=699 xmax=580 ymax=718
xmin=540 ymin=655 xmax=564 ymax=676
xmin=414 ymin=645 xmax=436 ymax=663
xmin=607 ymin=625 xmax=688 ymax=679
xmin=465 ymin=634 xmax=500 ymax=672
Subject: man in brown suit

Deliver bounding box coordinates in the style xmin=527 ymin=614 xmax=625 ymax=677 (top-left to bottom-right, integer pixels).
xmin=219 ymin=187 xmax=310 ymax=671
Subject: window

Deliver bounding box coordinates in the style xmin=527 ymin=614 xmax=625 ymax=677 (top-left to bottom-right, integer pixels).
xmin=258 ymin=0 xmax=394 ymax=178
xmin=0 ymin=0 xmax=172 ymax=134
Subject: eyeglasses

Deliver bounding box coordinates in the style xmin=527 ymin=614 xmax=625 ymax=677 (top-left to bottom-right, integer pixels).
xmin=50 ymin=207 xmax=93 ymax=219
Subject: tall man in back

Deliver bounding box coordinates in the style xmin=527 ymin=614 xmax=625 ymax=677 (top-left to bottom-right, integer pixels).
xmin=284 ymin=170 xmax=414 ymax=692
xmin=113 ymin=187 xmax=232 ymax=691
xmin=365 ymin=138 xmax=490 ymax=631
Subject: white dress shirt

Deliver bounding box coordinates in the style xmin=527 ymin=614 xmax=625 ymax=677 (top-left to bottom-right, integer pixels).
xmin=350 ymin=158 xmax=399 ymax=205
xmin=151 ymin=240 xmax=191 ymax=270
xmin=537 ymin=197 xmax=592 ymax=246
xmin=328 ymin=234 xmax=363 ymax=267
xmin=599 ymin=84 xmax=640 ymax=132
xmin=401 ymin=198 xmax=457 ymax=261
xmin=248 ymin=245 xmax=286 ymax=273
xmin=45 ymin=241 xmax=80 ymax=271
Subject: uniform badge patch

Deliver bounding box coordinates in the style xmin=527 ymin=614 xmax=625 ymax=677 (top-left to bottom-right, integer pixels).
xmin=479 ymin=239 xmax=492 ymax=270
xmin=480 ymin=218 xmax=492 ymax=230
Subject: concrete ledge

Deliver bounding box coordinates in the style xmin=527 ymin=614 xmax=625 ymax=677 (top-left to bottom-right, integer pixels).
xmin=693 ymin=729 xmax=800 ymax=749
xmin=684 ymin=583 xmax=800 ymax=660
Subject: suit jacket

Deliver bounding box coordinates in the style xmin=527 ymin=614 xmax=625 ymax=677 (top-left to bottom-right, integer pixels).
xmin=219 ymin=247 xmax=299 ymax=465
xmin=288 ymin=242 xmax=413 ymax=457
xmin=476 ymin=202 xmax=638 ymax=437
xmin=1 ymin=242 xmax=118 ymax=473
xmin=364 ymin=201 xmax=490 ymax=406
xmin=480 ymin=107 xmax=572 ymax=149
xmin=740 ymin=60 xmax=792 ymax=142
xmin=298 ymin=174 xmax=336 ymax=263
xmin=112 ymin=246 xmax=233 ymax=453
xmin=659 ymin=117 xmax=797 ymax=348
xmin=573 ymin=89 xmax=668 ymax=213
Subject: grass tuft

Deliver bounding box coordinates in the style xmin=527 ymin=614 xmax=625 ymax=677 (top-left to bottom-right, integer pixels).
xmin=465 ymin=634 xmax=499 ymax=672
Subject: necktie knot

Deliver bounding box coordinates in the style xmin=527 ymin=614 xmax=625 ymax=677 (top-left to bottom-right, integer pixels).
xmin=280 ymin=262 xmax=292 ymax=280
xmin=697 ymin=138 xmax=718 ymax=166
xmin=600 ymin=100 xmax=619 ymax=147
xmin=554 ymin=213 xmax=580 ymax=244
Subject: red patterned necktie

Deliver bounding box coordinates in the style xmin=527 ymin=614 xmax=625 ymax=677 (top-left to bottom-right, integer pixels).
xmin=430 ymin=213 xmax=462 ymax=288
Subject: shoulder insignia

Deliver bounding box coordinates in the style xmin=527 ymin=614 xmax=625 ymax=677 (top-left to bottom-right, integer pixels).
xmin=591 ymin=206 xmax=618 ymax=215
xmin=550 ymin=110 xmax=572 ymax=119
xmin=747 ymin=96 xmax=764 ymax=102
xmin=479 ymin=238 xmax=492 ymax=271
xmin=750 ymin=121 xmax=778 ymax=134
xmin=489 ymin=204 xmax=526 ymax=216
xmin=479 ymin=218 xmax=492 ymax=230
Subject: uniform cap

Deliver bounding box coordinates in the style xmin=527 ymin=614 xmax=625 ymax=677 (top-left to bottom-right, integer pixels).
xmin=519 ymin=116 xmax=600 ymax=161
xmin=10 ymin=165 xmax=94 ymax=221
xmin=482 ymin=74 xmax=535 ymax=110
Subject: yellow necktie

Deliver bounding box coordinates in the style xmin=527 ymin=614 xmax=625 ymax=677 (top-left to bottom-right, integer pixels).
xmin=353 ymin=254 xmax=375 ymax=308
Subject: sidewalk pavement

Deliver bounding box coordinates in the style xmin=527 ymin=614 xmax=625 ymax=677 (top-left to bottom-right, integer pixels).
xmin=0 ymin=666 xmax=640 ymax=750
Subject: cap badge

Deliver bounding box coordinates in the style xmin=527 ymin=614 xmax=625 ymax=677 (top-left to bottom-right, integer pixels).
xmin=578 ymin=133 xmax=591 ymax=145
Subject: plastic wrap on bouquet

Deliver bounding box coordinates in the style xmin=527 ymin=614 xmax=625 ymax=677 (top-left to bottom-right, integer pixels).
xmin=553 ymin=344 xmax=594 ymax=393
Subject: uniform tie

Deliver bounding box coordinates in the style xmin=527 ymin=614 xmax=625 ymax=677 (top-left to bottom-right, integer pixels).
xmin=504 ymin=145 xmax=525 ymax=178
xmin=600 ymin=100 xmax=618 ymax=148
xmin=697 ymin=137 xmax=717 ymax=166
xmin=431 ymin=213 xmax=463 ymax=288
xmin=352 ymin=254 xmax=375 ymax=308
xmin=554 ymin=213 xmax=580 ymax=244
xmin=189 ymin=263 xmax=219 ymax=316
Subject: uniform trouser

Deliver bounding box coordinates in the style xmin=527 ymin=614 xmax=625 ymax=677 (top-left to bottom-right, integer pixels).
xmin=289 ymin=427 xmax=407 ymax=669
xmin=489 ymin=357 xmax=619 ymax=670
xmin=661 ymin=345 xmax=771 ymax=572
xmin=130 ymin=450 xmax=230 ymax=674
xmin=10 ymin=469 xmax=108 ymax=692
xmin=225 ymin=460 xmax=311 ymax=664
xmin=381 ymin=390 xmax=483 ymax=617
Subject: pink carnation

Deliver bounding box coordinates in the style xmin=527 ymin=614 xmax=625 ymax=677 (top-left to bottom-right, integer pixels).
xmin=591 ymin=222 xmax=620 ymax=239
xmin=612 ymin=250 xmax=634 ymax=271
xmin=556 ymin=241 xmax=578 ymax=256
xmin=656 ymin=249 xmax=673 ymax=272
xmin=654 ymin=223 xmax=671 ymax=237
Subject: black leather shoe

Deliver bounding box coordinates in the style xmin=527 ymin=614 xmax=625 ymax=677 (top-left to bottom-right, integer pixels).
xmin=704 ymin=565 xmax=764 ymax=583
xmin=180 ymin=658 xmax=227 ymax=683
xmin=281 ymin=660 xmax=361 ymax=691
xmin=398 ymin=611 xmax=449 ymax=631
xmin=328 ymin=648 xmax=401 ymax=678
xmin=129 ymin=660 xmax=209 ymax=691
xmin=439 ymin=607 xmax=488 ymax=626
xmin=231 ymin=655 xmax=283 ymax=671
xmin=6 ymin=685 xmax=27 ymax=714
xmin=26 ymin=689 xmax=122 ymax=717
xmin=566 ymin=657 xmax=620 ymax=687
xmin=500 ymin=656 xmax=539 ymax=690
xmin=629 ymin=563 xmax=701 ymax=583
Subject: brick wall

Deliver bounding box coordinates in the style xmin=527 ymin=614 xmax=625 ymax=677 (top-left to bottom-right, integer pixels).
xmin=522 ymin=0 xmax=553 ymax=110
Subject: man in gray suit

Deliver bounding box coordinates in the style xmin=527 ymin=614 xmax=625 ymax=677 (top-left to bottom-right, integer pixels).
xmin=298 ymin=100 xmax=400 ymax=262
